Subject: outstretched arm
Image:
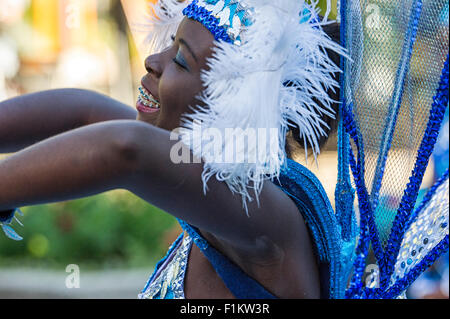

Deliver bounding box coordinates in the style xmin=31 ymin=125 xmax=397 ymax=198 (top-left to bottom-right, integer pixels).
xmin=0 ymin=88 xmax=137 ymax=153
xmin=0 ymin=120 xmax=136 ymax=210
xmin=0 ymin=120 xmax=301 ymax=255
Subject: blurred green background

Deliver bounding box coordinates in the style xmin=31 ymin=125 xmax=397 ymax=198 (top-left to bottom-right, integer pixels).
xmin=0 ymin=191 xmax=180 ymax=270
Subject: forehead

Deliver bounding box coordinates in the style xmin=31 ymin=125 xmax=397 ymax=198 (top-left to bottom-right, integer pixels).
xmin=176 ymin=17 xmax=216 ymax=66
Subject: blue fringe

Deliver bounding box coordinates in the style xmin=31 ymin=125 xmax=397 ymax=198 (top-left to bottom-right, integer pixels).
xmin=342 ymin=103 xmax=385 ymax=296
xmin=335 ymin=0 xmax=357 ymax=244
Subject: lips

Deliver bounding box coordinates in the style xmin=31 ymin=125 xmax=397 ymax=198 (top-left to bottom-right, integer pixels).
xmin=136 ymin=82 xmax=161 ymax=113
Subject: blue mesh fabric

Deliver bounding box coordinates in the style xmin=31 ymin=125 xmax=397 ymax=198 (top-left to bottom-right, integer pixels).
xmin=338 ymin=0 xmax=449 ymax=298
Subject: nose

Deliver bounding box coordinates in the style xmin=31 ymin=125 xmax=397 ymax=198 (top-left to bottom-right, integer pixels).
xmin=145 ymin=55 xmax=162 ymax=79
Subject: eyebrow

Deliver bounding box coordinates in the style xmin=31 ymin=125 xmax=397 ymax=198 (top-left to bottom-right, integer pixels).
xmin=179 ymin=38 xmax=198 ymax=63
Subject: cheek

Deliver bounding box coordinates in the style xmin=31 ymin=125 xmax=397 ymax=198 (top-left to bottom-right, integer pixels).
xmin=157 ymin=68 xmax=204 ymax=130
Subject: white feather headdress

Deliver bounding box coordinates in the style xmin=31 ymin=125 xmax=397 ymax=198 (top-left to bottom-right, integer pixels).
xmin=145 ymin=0 xmax=347 ymax=214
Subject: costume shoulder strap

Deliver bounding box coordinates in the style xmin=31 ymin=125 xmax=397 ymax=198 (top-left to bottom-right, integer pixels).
xmin=273 ymin=158 xmax=357 ymax=299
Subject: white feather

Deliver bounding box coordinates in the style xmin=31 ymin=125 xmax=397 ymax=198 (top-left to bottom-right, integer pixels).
xmin=139 ymin=0 xmax=189 ymax=55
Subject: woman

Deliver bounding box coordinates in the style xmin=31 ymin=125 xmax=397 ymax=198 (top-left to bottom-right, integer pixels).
xmin=0 ymin=0 xmax=344 ymax=299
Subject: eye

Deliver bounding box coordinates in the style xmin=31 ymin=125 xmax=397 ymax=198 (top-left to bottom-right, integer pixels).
xmin=172 ymin=50 xmax=190 ymax=71
xmin=169 ymin=35 xmax=188 ymax=71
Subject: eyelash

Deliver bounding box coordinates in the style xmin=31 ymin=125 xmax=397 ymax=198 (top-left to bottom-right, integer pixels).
xmin=170 ymin=35 xmax=188 ymax=71
xmin=173 ymin=52 xmax=188 ymax=71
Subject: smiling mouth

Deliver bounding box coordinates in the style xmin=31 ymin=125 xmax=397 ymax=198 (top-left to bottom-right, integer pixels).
xmin=137 ymin=86 xmax=161 ymax=111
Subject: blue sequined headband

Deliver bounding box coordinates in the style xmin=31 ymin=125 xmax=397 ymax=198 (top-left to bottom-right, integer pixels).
xmin=182 ymin=0 xmax=254 ymax=46
xmin=183 ymin=0 xmax=320 ymax=46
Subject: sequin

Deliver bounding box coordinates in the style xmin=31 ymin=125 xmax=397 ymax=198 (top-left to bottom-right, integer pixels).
xmin=182 ymin=0 xmax=254 ymax=46
xmin=139 ymin=234 xmax=192 ymax=299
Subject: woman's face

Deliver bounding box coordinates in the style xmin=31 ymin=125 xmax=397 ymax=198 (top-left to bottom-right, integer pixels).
xmin=136 ymin=17 xmax=215 ymax=131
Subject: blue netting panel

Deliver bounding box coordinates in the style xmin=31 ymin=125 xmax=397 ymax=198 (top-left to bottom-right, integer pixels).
xmin=343 ymin=0 xmax=449 ymax=247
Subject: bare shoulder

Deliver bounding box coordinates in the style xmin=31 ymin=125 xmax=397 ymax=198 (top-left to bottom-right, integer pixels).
xmin=120 ymin=122 xmax=317 ymax=281
xmin=227 ymin=179 xmax=311 ymax=255
xmin=199 ymin=181 xmax=321 ymax=298
xmin=120 ymin=123 xmax=321 ymax=296
xmin=124 ymin=123 xmax=308 ymax=252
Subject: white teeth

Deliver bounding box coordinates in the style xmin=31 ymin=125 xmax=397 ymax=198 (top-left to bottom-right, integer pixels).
xmin=139 ymin=96 xmax=160 ymax=109
xmin=138 ymin=86 xmax=161 ymax=109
